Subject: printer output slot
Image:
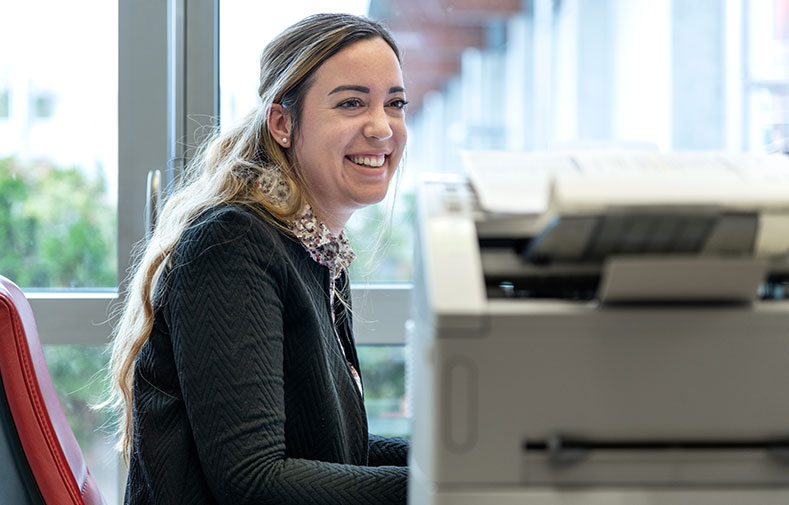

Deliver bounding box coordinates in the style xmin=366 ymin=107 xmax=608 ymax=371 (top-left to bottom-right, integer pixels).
xmin=523 ymin=433 xmax=789 ymax=465
xmin=487 ymin=275 xmax=600 ymax=300
xmin=486 ymin=269 xmax=789 ymax=301
xmin=480 ymin=243 xmax=602 ymax=299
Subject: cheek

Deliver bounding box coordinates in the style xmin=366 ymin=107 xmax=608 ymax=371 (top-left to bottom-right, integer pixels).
xmin=395 ymin=122 xmax=408 ymax=153
xmin=323 ymin=124 xmax=357 ymax=152
xmin=390 ymin=116 xmax=407 ymax=141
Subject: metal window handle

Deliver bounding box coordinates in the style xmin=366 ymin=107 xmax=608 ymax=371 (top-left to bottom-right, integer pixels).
xmin=145 ymin=169 xmax=161 ymax=238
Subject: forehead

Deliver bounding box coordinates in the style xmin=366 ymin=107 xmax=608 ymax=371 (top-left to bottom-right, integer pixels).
xmin=311 ymin=37 xmax=403 ymax=89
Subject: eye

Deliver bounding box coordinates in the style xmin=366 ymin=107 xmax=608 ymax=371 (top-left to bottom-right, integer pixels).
xmin=388 ymin=98 xmax=409 ymax=110
xmin=337 ymin=98 xmax=364 ymax=109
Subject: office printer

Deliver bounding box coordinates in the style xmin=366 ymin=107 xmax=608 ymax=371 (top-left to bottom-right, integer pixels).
xmin=408 ymin=151 xmax=789 ymax=505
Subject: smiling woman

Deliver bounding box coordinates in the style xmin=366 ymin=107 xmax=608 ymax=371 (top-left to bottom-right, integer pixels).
xmin=105 ymin=13 xmax=409 ymax=505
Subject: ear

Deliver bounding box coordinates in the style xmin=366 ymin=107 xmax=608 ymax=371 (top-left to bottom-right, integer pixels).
xmin=267 ymin=103 xmax=293 ymax=148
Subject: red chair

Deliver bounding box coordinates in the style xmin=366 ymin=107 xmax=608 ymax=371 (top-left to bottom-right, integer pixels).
xmin=0 ymin=275 xmax=106 ymax=505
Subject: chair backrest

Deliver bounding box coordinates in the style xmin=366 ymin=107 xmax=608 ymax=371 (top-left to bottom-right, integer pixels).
xmin=0 ymin=375 xmax=45 ymax=504
xmin=0 ymin=275 xmax=106 ymax=505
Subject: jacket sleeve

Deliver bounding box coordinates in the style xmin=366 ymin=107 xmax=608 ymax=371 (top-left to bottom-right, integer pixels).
xmin=368 ymin=434 xmax=409 ymax=467
xmin=164 ymin=207 xmax=407 ymax=505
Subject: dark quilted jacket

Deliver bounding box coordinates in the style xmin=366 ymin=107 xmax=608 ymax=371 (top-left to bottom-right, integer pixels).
xmin=124 ymin=204 xmax=408 ymax=504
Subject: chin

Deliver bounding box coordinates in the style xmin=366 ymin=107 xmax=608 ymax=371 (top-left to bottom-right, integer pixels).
xmin=354 ymin=187 xmax=390 ymax=208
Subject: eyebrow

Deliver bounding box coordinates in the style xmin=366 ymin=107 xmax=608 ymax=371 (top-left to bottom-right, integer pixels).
xmin=328 ymin=85 xmax=406 ymax=95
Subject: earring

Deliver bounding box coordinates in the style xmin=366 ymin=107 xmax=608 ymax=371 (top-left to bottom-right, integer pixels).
xmin=282 ymin=137 xmax=288 ymax=143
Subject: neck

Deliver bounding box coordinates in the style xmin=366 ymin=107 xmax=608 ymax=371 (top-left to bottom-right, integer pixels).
xmin=309 ymin=201 xmax=350 ymax=236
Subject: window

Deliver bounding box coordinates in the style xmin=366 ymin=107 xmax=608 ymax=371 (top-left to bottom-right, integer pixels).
xmin=403 ymin=0 xmax=787 ymax=159
xmin=0 ymin=1 xmax=117 ymax=290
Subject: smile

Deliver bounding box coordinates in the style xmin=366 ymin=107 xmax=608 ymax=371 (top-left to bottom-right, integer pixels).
xmin=347 ymin=154 xmax=386 ymax=168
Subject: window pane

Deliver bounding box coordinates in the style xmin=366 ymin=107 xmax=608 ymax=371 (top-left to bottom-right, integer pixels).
xmin=43 ymin=345 xmax=118 ymax=505
xmin=358 ymin=345 xmax=410 ymax=438
xmin=0 ymin=1 xmax=117 ymax=289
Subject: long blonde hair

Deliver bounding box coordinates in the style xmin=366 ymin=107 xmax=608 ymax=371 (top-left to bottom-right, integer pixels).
xmin=106 ymin=13 xmax=402 ymax=460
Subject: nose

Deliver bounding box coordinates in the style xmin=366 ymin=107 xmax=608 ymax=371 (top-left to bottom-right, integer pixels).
xmin=363 ymin=106 xmax=393 ymax=141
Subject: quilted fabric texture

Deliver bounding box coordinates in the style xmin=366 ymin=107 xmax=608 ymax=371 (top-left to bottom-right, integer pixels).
xmin=125 ymin=204 xmax=408 ymax=505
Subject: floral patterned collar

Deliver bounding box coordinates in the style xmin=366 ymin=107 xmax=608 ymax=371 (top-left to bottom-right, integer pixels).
xmin=287 ymin=204 xmax=356 ymax=281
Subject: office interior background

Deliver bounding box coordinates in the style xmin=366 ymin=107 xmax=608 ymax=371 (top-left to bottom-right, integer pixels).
xmin=1 ymin=0 xmax=787 ymax=501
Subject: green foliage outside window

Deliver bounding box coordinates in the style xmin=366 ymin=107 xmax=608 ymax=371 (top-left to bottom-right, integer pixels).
xmin=346 ymin=190 xmax=415 ymax=283
xmin=358 ymin=345 xmax=409 ymax=438
xmin=42 ymin=346 xmax=114 ymax=450
xmin=0 ymin=157 xmax=116 ymax=288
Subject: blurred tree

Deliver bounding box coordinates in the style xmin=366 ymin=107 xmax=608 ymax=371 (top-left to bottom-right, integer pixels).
xmin=347 ymin=191 xmax=415 ymax=282
xmin=42 ymin=346 xmax=113 ymax=450
xmin=0 ymin=157 xmax=116 ymax=288
xmin=357 ymin=346 xmax=406 ymax=400
xmin=358 ymin=345 xmax=409 ymax=438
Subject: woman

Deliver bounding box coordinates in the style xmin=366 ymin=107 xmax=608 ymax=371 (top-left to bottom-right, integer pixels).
xmin=106 ymin=13 xmax=409 ymax=505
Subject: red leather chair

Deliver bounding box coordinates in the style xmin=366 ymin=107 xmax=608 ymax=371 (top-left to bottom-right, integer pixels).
xmin=0 ymin=275 xmax=106 ymax=505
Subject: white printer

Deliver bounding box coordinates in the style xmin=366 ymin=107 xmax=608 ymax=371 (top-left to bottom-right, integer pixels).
xmin=408 ymin=151 xmax=789 ymax=505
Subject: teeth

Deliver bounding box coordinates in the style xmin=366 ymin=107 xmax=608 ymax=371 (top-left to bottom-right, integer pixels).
xmin=349 ymin=155 xmax=385 ymax=168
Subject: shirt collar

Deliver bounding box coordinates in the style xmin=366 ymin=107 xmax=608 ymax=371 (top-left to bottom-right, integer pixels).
xmin=287 ymin=205 xmax=356 ymax=279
